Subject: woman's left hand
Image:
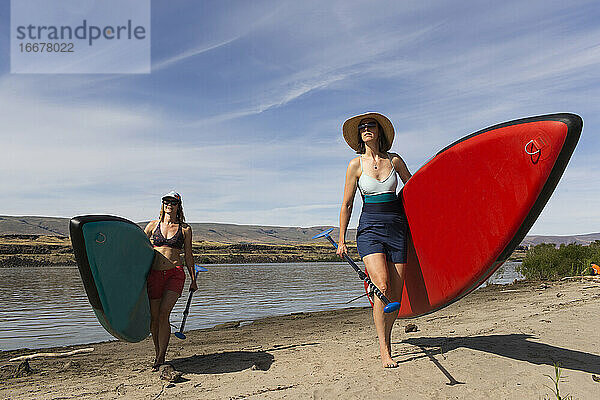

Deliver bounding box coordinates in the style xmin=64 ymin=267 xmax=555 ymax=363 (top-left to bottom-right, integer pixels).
xmin=190 ymin=280 xmax=198 ymax=292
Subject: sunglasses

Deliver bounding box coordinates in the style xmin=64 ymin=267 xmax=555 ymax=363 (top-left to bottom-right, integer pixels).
xmin=163 ymin=199 xmax=180 ymax=206
xmin=358 ymin=122 xmax=377 ymax=131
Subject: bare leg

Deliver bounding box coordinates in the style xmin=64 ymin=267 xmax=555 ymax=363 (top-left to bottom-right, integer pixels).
xmin=155 ymin=290 xmax=180 ymax=367
xmin=390 ymin=261 xmax=406 ymax=304
xmin=364 ymin=253 xmax=399 ymax=368
xmin=387 ymin=261 xmax=406 ymax=354
xmin=149 ymin=298 xmax=161 ymax=369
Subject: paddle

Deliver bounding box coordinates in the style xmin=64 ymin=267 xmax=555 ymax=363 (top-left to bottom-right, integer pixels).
xmin=174 ymin=264 xmax=207 ymax=340
xmin=312 ymin=228 xmax=400 ymax=313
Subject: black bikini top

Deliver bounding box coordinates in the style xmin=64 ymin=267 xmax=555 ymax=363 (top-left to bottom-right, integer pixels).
xmin=152 ymin=222 xmax=184 ymax=249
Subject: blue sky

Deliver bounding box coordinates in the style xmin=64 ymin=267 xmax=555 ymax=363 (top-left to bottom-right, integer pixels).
xmin=0 ymin=0 xmax=598 ymax=235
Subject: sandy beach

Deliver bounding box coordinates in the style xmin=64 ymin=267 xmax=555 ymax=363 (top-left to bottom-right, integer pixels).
xmin=2 ymin=279 xmax=599 ymax=399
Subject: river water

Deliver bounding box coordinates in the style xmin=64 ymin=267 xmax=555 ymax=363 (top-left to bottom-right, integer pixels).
xmin=0 ymin=262 xmax=523 ymax=351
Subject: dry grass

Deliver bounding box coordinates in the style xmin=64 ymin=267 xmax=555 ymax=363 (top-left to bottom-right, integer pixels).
xmin=0 ymin=235 xmax=360 ymax=266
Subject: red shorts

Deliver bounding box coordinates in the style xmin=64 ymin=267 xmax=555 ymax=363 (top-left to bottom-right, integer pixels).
xmin=147 ymin=266 xmax=186 ymax=300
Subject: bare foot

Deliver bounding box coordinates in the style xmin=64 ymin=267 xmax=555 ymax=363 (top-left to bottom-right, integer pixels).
xmin=381 ymin=356 xmax=398 ymax=368
xmin=152 ymin=357 xmax=165 ymax=372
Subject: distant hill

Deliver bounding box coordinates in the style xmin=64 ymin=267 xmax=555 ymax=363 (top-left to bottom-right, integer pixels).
xmin=0 ymin=215 xmax=354 ymax=244
xmin=0 ymin=215 xmax=597 ymax=246
xmin=175 ymin=223 xmax=354 ymax=244
xmin=521 ymin=233 xmax=600 ymax=246
xmin=0 ymin=216 xmax=71 ymax=237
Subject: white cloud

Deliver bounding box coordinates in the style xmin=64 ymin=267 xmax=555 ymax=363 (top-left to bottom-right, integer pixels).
xmin=152 ymin=36 xmax=243 ymax=72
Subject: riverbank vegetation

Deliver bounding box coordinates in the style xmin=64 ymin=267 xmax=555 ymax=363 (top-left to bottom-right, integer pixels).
xmin=3 ymin=235 xmax=576 ymax=268
xmin=0 ymin=235 xmax=360 ymax=267
xmin=518 ymin=241 xmax=600 ymax=280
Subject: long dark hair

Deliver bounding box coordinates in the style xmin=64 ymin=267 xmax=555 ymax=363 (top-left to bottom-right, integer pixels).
xmin=355 ymin=121 xmax=389 ymax=154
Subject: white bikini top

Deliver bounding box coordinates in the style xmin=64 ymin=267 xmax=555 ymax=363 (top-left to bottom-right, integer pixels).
xmin=357 ymin=153 xmax=398 ymax=200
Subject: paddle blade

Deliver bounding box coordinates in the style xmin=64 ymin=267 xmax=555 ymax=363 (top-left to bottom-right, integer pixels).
xmin=311 ymin=228 xmax=334 ymax=239
xmin=383 ymin=302 xmax=401 ymax=313
xmin=174 ymin=331 xmax=186 ymax=340
xmin=195 ymin=265 xmax=208 ymax=272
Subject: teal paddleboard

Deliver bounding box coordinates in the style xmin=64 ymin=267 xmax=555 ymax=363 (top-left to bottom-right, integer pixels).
xmin=70 ymin=215 xmax=155 ymax=342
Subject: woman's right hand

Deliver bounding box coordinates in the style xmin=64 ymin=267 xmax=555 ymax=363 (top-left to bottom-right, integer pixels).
xmin=336 ymin=242 xmax=348 ymax=259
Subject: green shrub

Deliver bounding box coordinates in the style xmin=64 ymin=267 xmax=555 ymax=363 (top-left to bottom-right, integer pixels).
xmin=517 ymin=241 xmax=600 ymax=280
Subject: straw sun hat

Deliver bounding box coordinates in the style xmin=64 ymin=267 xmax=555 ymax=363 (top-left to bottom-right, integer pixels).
xmin=342 ymin=112 xmax=395 ymax=152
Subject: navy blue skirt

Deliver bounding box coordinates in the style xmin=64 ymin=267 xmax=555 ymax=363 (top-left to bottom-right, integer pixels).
xmin=356 ymin=200 xmax=408 ymax=264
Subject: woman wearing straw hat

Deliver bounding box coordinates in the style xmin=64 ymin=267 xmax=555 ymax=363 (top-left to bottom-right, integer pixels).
xmin=144 ymin=191 xmax=197 ymax=371
xmin=337 ymin=112 xmax=412 ymax=368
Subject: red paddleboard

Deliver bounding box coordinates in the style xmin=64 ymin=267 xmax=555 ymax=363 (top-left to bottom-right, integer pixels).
xmin=365 ymin=113 xmax=582 ymax=318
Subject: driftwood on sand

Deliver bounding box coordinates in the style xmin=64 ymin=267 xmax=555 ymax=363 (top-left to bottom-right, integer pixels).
xmin=9 ymin=347 xmax=94 ymax=362
xmin=559 ymin=275 xmax=600 ymax=282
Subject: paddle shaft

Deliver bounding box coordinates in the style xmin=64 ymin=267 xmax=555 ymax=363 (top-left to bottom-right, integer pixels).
xmin=178 ymin=271 xmax=199 ymax=334
xmin=178 ymin=291 xmax=194 ymax=333
xmin=323 ymin=234 xmax=395 ymax=307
